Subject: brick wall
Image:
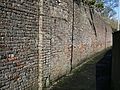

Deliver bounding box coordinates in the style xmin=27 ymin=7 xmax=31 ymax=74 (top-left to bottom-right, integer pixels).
xmin=0 ymin=0 xmax=112 ymax=90
xmin=72 ymin=3 xmax=112 ymax=68
xmin=0 ymin=0 xmax=39 ymax=90
xmin=41 ymin=0 xmax=112 ymax=88
xmin=40 ymin=1 xmax=73 ymax=87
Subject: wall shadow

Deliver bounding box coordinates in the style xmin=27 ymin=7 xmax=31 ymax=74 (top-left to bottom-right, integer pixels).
xmin=96 ymin=50 xmax=112 ymax=90
xmin=112 ymin=31 xmax=120 ymax=90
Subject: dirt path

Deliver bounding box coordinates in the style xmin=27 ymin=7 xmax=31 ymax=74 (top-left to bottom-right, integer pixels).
xmin=50 ymin=49 xmax=112 ymax=90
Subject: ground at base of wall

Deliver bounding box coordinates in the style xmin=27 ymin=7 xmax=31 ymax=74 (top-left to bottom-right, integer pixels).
xmin=48 ymin=48 xmax=112 ymax=90
xmin=50 ymin=61 xmax=96 ymax=90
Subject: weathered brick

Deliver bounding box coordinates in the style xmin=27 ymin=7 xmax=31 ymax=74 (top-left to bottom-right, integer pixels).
xmin=0 ymin=0 xmax=112 ymax=90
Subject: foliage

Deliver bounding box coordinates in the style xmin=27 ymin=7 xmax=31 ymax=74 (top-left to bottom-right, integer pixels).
xmin=82 ymin=0 xmax=104 ymax=9
xmin=83 ymin=0 xmax=96 ymax=6
xmin=97 ymin=0 xmax=119 ymax=31
xmin=95 ymin=2 xmax=104 ymax=9
xmin=84 ymin=0 xmax=96 ymax=6
xmin=81 ymin=0 xmax=118 ymax=30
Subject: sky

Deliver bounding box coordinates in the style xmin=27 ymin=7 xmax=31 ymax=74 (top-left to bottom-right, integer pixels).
xmin=114 ymin=6 xmax=120 ymax=20
xmin=105 ymin=0 xmax=120 ymax=20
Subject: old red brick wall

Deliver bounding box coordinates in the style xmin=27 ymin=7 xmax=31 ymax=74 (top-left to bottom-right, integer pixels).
xmin=40 ymin=0 xmax=112 ymax=88
xmin=0 ymin=0 xmax=112 ymax=89
xmin=0 ymin=0 xmax=39 ymax=90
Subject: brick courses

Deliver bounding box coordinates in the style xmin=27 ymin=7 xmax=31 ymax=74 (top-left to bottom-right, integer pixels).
xmin=0 ymin=0 xmax=112 ymax=90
